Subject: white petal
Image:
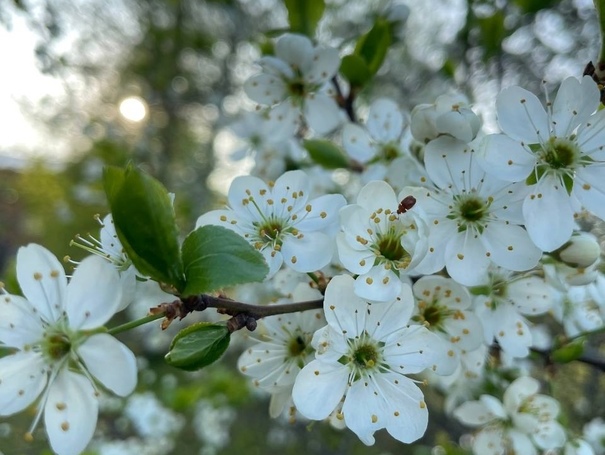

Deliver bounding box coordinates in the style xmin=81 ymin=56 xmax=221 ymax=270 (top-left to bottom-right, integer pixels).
xmin=17 ymin=243 xmax=67 ymax=323
xmin=364 ymin=283 xmax=414 ymax=339
xmin=0 ymin=351 xmax=47 ymax=416
xmin=503 ymin=376 xmax=539 ymax=410
xmin=523 ymin=175 xmax=574 ymax=251
xmin=444 ymin=232 xmax=491 ymax=286
xmin=343 ymin=372 xmax=427 ymax=445
xmin=292 ymin=359 xmax=349 ymax=420
xmin=336 ymin=232 xmax=375 ymax=274
xmin=353 ymin=266 xmax=402 ymax=303
xmin=0 ymin=293 xmax=44 ymax=348
xmin=497 ymin=86 xmax=549 ymax=143
xmin=295 ymin=193 xmax=346 ymax=232
xmin=473 ymin=427 xmax=507 ymax=455
xmin=266 ymin=102 xmax=300 ymax=138
xmin=304 ymin=93 xmax=342 ymax=134
xmin=275 ymin=34 xmax=314 ymax=73
xmin=244 ymin=73 xmax=287 ymax=105
xmin=507 ymin=277 xmax=553 ymax=315
xmin=477 ymin=134 xmax=535 ymax=182
xmin=77 ymin=333 xmax=137 ymax=396
xmin=436 ymin=111 xmax=473 ymax=142
xmin=552 ymin=76 xmax=599 ymax=138
xmin=574 ymin=164 xmax=605 ymax=220
xmin=454 ymin=399 xmax=500 ymax=426
xmin=424 ymin=136 xmax=475 ymax=190
xmin=508 ymin=429 xmax=538 ymax=455
xmin=227 ymin=174 xmax=270 ymax=215
xmin=66 ymin=256 xmax=122 ymax=330
xmin=534 ymin=421 xmax=567 ymax=449
xmin=355 ymin=180 xmax=398 ymax=211
xmin=281 ymin=231 xmax=334 ymax=272
xmin=323 ymin=275 xmax=368 ymax=335
xmin=44 ymin=369 xmax=98 ymax=455
xmin=383 ymin=326 xmax=448 ymax=374
xmin=481 ymin=223 xmax=542 ymax=271
xmin=342 ymin=123 xmax=376 ymax=163
xmin=305 ymin=46 xmax=340 ymax=84
xmin=366 ymin=98 xmax=405 ymax=143
xmin=492 ymin=306 xmax=533 ymax=358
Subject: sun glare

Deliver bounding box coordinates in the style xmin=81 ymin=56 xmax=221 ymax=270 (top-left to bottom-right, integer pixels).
xmin=119 ymin=96 xmax=148 ymax=122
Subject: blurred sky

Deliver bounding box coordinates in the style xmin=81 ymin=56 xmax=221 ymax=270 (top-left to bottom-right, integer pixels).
xmin=0 ymin=12 xmax=63 ymax=161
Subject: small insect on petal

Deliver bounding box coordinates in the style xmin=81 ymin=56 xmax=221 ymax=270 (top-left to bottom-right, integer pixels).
xmin=397 ymin=196 xmax=416 ymax=215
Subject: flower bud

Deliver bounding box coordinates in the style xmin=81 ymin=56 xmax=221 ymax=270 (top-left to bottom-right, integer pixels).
xmin=556 ymin=232 xmax=601 ymax=268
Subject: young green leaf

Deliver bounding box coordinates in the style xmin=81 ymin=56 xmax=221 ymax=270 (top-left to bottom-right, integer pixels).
xmin=303 ymin=139 xmax=350 ymax=169
xmin=551 ymin=337 xmax=586 ymax=363
xmin=354 ymin=19 xmax=392 ymax=75
xmin=165 ymin=322 xmax=231 ymax=371
xmin=103 ymin=165 xmax=185 ymax=290
xmin=284 ymin=0 xmax=325 ymax=37
xmin=339 ymin=54 xmax=373 ymax=89
xmin=181 ymin=225 xmax=268 ymax=297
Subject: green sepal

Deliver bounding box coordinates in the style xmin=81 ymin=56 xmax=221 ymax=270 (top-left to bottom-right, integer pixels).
xmin=551 ymin=337 xmax=586 ymax=363
xmin=181 ymin=225 xmax=268 ymax=297
xmin=103 ymin=165 xmax=185 ymax=291
xmin=165 ymin=322 xmax=231 ymax=371
xmin=303 ymin=139 xmax=349 ymax=169
xmin=468 ymin=285 xmax=491 ymax=296
xmin=284 ymin=0 xmax=325 ymax=38
xmin=339 ymin=54 xmax=372 ymax=89
xmin=354 ymin=19 xmax=392 ymax=75
xmin=562 ymin=173 xmax=574 ymax=195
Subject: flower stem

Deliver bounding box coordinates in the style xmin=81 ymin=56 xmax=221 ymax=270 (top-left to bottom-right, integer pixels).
xmin=107 ymin=312 xmax=166 ymax=335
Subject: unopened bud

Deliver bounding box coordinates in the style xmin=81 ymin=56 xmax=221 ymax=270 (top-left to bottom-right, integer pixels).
xmin=556 ymin=232 xmax=601 ymax=268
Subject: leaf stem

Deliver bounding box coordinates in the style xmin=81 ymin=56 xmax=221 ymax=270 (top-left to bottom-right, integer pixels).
xmin=201 ymin=294 xmax=323 ymax=319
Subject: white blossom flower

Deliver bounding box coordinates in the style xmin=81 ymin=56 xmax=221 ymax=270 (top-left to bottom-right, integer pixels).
xmin=337 ymin=180 xmax=429 ymax=302
xmin=237 ymin=284 xmax=325 ymax=419
xmin=410 ymin=136 xmax=542 ymax=286
xmin=197 ymin=170 xmax=346 ymax=278
xmin=473 ymin=267 xmax=553 ymax=358
xmin=584 ymin=417 xmax=605 ymax=454
xmin=227 ymin=111 xmax=305 ymax=181
xmin=477 ymin=76 xmax=605 ymax=251
xmin=550 ymin=282 xmax=604 ymax=338
xmin=71 ymin=214 xmax=136 ymax=312
xmin=410 ymin=94 xmax=481 ymax=144
xmin=244 ymin=33 xmax=343 ymax=135
xmin=0 ymin=244 xmax=137 ymax=455
xmin=292 ymin=274 xmax=452 ymax=445
xmin=454 ymin=376 xmax=567 ymax=455
xmin=411 ymin=275 xmax=483 ymax=374
xmin=342 ymin=98 xmax=427 ymax=188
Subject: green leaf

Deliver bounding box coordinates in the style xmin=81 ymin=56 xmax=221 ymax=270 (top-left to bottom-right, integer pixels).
xmin=103 ymin=165 xmax=126 ymax=206
xmin=513 ymin=0 xmax=559 ymax=14
xmin=103 ymin=166 xmax=185 ymax=290
xmin=551 ymin=338 xmax=586 ymax=363
xmin=354 ymin=19 xmax=392 ymax=75
xmin=165 ymin=322 xmax=231 ymax=371
xmin=303 ymin=139 xmax=349 ymax=169
xmin=284 ymin=0 xmax=325 ymax=37
xmin=181 ymin=225 xmax=268 ymax=296
xmin=476 ymin=11 xmax=508 ymax=60
xmin=339 ymin=54 xmax=372 ymax=89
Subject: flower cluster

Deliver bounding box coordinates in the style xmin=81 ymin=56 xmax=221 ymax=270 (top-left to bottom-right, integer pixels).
xmin=3 ymin=14 xmax=605 ymax=455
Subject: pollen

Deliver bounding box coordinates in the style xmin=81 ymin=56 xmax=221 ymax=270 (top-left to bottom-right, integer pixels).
xmin=419 ymin=400 xmax=426 ymax=409
xmin=314 ymin=370 xmax=320 ymax=376
xmin=33 ymin=272 xmax=43 ymax=280
xmin=56 ymin=402 xmax=67 ymax=410
xmin=371 ymin=414 xmax=378 ymax=423
xmin=220 ymin=215 xmax=227 ymax=221
xmin=366 ymin=277 xmax=374 ymax=285
xmin=61 ymin=421 xmax=70 ymax=431
xmin=583 ymin=183 xmax=591 ymax=190
xmin=306 ymin=204 xmax=312 ymax=212
xmin=457 ymin=253 xmax=464 ymax=260
xmin=394 ymin=411 xmax=400 ymax=417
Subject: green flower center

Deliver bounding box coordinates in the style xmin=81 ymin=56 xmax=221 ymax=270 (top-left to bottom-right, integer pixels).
xmin=380 ymin=143 xmax=400 ymax=162
xmin=288 ymin=335 xmax=307 ymax=357
xmin=449 ymin=193 xmax=490 ymax=233
xmin=352 ymin=343 xmax=380 ymax=369
xmin=42 ymin=332 xmax=72 ymax=361
xmin=539 ymin=137 xmax=579 ymax=170
xmin=375 ymin=231 xmax=408 ymax=262
xmin=288 ymin=79 xmax=307 ymax=99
